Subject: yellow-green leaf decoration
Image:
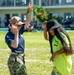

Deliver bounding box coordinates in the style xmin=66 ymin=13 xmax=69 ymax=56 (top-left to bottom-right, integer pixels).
xmin=33 ymin=5 xmax=48 ymax=22
xmin=26 ymin=5 xmax=62 ymax=23
xmin=27 ymin=5 xmax=49 ymax=22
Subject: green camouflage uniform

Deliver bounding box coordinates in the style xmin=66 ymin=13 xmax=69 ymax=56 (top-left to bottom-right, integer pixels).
xmin=51 ymin=67 xmax=61 ymax=75
xmin=8 ymin=53 xmax=27 ymax=75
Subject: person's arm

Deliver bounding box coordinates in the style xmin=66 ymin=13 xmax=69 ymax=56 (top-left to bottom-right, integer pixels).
xmin=24 ymin=3 xmax=33 ymax=29
xmin=50 ymin=47 xmax=65 ymax=62
xmin=43 ymin=21 xmax=48 ymax=40
xmin=11 ymin=25 xmax=19 ymax=48
xmin=54 ymin=47 xmax=65 ymax=55
xmin=11 ymin=33 xmax=18 ymax=48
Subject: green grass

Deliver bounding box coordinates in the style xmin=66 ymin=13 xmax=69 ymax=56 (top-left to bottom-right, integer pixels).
xmin=0 ymin=31 xmax=74 ymax=75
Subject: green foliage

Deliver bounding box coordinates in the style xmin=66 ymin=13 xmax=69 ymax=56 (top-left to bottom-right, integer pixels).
xmin=52 ymin=16 xmax=62 ymax=23
xmin=27 ymin=5 xmax=48 ymax=22
xmin=33 ymin=5 xmax=48 ymax=22
xmin=27 ymin=5 xmax=62 ymax=23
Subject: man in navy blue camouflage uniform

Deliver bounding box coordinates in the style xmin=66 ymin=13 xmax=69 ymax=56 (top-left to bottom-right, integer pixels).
xmin=5 ymin=3 xmax=33 ymax=75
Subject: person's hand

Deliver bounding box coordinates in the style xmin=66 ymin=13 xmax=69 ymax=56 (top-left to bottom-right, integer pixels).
xmin=50 ymin=53 xmax=56 ymax=62
xmin=43 ymin=21 xmax=47 ymax=29
xmin=66 ymin=48 xmax=73 ymax=55
xmin=11 ymin=25 xmax=18 ymax=35
xmin=28 ymin=2 xmax=33 ymax=12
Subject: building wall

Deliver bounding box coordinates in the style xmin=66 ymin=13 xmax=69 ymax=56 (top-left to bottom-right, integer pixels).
xmin=48 ymin=8 xmax=74 ymax=16
xmin=0 ymin=0 xmax=74 ymax=27
xmin=0 ymin=9 xmax=28 ymax=27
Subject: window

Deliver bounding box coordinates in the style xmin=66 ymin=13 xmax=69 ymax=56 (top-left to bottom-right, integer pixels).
xmin=55 ymin=0 xmax=59 ymax=4
xmin=41 ymin=0 xmax=49 ymax=6
xmin=0 ymin=0 xmax=14 ymax=6
xmin=66 ymin=0 xmax=72 ymax=3
xmin=22 ymin=0 xmax=26 ymax=4
xmin=52 ymin=13 xmax=59 ymax=18
xmin=59 ymin=0 xmax=62 ymax=4
xmin=16 ymin=0 xmax=29 ymax=6
xmin=64 ymin=13 xmax=71 ymax=19
xmin=12 ymin=14 xmax=18 ymax=16
xmin=54 ymin=0 xmax=62 ymax=5
xmin=23 ymin=15 xmax=26 ymax=21
xmin=21 ymin=14 xmax=27 ymax=21
xmin=34 ymin=0 xmax=39 ymax=5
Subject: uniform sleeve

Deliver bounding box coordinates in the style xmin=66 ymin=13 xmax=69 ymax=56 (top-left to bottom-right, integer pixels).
xmin=19 ymin=25 xmax=25 ymax=34
xmin=5 ymin=35 xmax=14 ymax=46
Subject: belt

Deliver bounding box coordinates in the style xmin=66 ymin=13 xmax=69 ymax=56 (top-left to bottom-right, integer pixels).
xmin=11 ymin=52 xmax=24 ymax=56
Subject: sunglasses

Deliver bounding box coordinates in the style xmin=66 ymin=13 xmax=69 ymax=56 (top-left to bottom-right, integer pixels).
xmin=13 ymin=23 xmax=22 ymax=27
xmin=17 ymin=25 xmax=22 ymax=27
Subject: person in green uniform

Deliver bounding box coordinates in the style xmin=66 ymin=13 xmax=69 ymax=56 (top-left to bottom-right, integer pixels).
xmin=43 ymin=19 xmax=73 ymax=75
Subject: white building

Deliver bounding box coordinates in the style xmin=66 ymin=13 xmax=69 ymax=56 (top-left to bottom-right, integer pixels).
xmin=0 ymin=0 xmax=74 ymax=27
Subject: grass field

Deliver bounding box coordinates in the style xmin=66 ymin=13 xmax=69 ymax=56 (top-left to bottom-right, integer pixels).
xmin=0 ymin=31 xmax=74 ymax=75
